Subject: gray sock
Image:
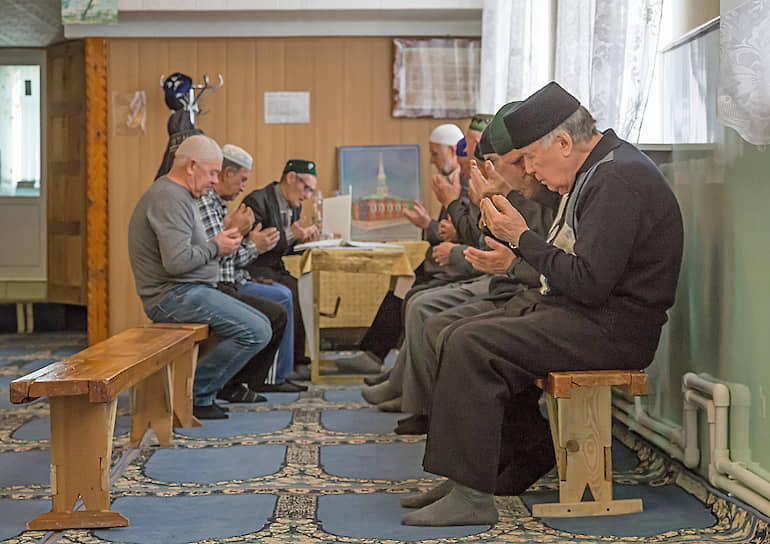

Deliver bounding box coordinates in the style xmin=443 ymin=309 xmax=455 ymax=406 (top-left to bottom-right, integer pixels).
xmin=400 ymin=479 xmax=454 ymax=508
xmin=401 ymin=482 xmax=498 ymax=526
xmin=377 ymin=396 xmax=403 ymax=413
xmin=361 ymin=380 xmax=399 ymax=405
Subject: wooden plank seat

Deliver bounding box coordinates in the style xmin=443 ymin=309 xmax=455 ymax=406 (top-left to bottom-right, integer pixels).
xmin=9 ymin=325 xmax=207 ymax=531
xmin=533 ymin=370 xmax=649 ymax=518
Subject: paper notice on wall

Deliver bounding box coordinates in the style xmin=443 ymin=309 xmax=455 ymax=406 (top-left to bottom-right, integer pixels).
xmin=264 ymin=92 xmax=310 ymax=124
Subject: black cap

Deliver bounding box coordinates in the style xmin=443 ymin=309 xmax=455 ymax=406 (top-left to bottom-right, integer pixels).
xmin=503 ymin=81 xmax=580 ymax=149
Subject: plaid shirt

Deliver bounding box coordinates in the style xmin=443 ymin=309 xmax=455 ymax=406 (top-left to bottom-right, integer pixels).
xmin=197 ymin=189 xmax=258 ymax=286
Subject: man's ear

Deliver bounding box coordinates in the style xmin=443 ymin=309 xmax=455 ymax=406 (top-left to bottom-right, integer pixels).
xmin=557 ymin=132 xmax=573 ymax=157
xmin=285 ymin=171 xmax=296 ymax=184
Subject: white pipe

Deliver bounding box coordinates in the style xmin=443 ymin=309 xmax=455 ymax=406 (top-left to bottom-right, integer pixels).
xmin=611 ymin=386 xmax=699 ymax=468
xmin=612 ymin=371 xmax=770 ymax=514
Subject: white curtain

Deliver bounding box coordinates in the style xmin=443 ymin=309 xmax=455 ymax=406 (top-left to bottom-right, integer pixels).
xmin=480 ymin=0 xmax=663 ymax=142
xmin=479 ymin=0 xmax=554 ymax=114
xmin=718 ymin=0 xmax=770 ymax=147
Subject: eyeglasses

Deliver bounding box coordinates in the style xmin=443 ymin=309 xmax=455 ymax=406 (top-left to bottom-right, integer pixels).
xmin=297 ymin=178 xmax=314 ymax=195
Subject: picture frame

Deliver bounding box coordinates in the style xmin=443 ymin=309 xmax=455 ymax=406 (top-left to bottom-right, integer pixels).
xmin=337 ymin=145 xmax=422 ymax=242
xmin=392 ymin=38 xmax=481 ymax=118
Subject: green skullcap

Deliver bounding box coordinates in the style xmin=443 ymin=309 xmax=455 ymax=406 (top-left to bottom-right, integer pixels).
xmin=488 ymin=101 xmax=521 ymax=156
xmin=283 ymin=159 xmax=317 ymax=177
xmin=469 ymin=113 xmax=493 ymax=133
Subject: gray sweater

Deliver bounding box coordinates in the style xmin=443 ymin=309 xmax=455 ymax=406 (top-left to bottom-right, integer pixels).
xmin=128 ymin=177 xmax=220 ymax=312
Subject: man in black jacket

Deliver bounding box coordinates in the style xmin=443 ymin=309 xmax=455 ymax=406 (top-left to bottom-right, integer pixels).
xmin=240 ymin=159 xmax=319 ymax=371
xmin=403 ymin=82 xmax=684 ymax=527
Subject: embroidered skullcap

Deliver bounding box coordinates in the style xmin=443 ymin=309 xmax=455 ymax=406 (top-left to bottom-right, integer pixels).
xmin=488 ymin=101 xmax=521 ymax=156
xmin=283 ymin=159 xmax=317 ymax=177
xmin=222 ymin=144 xmax=253 ymax=170
xmin=175 ymin=134 xmax=222 ymax=163
xmin=503 ymin=81 xmax=581 ymax=149
xmin=456 ymin=137 xmax=468 ymax=157
xmin=429 ymin=123 xmax=465 ymax=146
xmin=469 ymin=113 xmax=493 ymax=133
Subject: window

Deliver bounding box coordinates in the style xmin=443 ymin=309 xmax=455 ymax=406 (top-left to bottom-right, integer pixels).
xmin=0 ymin=63 xmax=41 ymax=196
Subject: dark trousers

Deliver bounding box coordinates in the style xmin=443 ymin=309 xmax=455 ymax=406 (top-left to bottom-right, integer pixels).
xmin=217 ymin=283 xmax=288 ymax=389
xmin=244 ymin=267 xmax=307 ymax=366
xmin=359 ymin=278 xmax=450 ymax=361
xmin=423 ymin=301 xmax=654 ymax=493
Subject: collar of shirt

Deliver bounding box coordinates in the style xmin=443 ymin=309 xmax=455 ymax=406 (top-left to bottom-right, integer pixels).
xmin=575 ymin=129 xmax=622 ymax=177
xmin=273 ymin=182 xmax=292 ymax=213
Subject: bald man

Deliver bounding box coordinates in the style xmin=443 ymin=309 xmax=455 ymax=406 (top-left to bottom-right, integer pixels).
xmin=128 ymin=135 xmax=273 ymax=420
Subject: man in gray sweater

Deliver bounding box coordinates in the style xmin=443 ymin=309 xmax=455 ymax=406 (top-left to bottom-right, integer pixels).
xmin=128 ymin=135 xmax=272 ymax=420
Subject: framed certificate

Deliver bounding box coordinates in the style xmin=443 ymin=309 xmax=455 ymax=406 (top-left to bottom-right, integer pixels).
xmin=392 ymin=38 xmax=481 ymax=118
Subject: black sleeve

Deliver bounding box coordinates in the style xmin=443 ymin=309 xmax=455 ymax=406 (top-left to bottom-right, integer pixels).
xmin=516 ymin=174 xmax=641 ymax=306
xmin=424 ymin=218 xmax=442 ymax=245
xmin=447 ymin=198 xmax=483 ymax=247
xmin=241 ymin=191 xmax=269 ymax=230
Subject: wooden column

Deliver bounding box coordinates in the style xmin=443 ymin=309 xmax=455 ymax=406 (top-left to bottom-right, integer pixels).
xmin=85 ymin=37 xmax=109 ymax=345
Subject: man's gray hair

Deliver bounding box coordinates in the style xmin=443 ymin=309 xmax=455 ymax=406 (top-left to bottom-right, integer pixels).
xmin=222 ymin=158 xmax=244 ymax=174
xmin=539 ymin=106 xmax=598 ymax=147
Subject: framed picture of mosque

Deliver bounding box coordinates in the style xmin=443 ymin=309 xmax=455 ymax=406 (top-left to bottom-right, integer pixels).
xmin=337 ymin=145 xmax=422 ymax=242
xmin=392 ymin=38 xmax=481 ymax=118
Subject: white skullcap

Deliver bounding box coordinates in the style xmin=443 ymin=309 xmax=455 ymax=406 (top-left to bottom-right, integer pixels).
xmin=222 ymin=144 xmax=253 ymax=170
xmin=429 ymin=123 xmax=464 ymax=146
xmin=175 ymin=134 xmax=222 ymax=163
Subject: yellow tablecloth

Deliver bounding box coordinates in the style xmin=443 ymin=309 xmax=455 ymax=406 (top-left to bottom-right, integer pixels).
xmin=288 ymin=241 xmax=429 ymax=383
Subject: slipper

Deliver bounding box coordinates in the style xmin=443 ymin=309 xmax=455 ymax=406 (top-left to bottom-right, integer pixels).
xmin=217 ymin=383 xmax=267 ymax=403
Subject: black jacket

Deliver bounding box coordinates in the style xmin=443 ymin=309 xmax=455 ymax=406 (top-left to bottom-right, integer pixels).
xmin=240 ymin=182 xmax=301 ymax=273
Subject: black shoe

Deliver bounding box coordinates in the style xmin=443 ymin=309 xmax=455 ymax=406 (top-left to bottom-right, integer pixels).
xmin=257 ymin=381 xmax=305 ymax=393
xmin=217 ymin=383 xmax=267 ymax=403
xmin=214 ymin=401 xmax=230 ymax=412
xmin=193 ymin=403 xmax=229 ymax=420
xmin=395 ymin=414 xmax=429 ymax=435
xmin=364 ymin=367 xmax=392 ymax=386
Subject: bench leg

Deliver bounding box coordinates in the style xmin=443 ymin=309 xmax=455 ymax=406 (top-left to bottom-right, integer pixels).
xmin=27 ymin=395 xmax=129 ymax=530
xmin=130 ymin=366 xmax=174 ymax=447
xmin=532 ymin=386 xmax=643 ymax=518
xmin=172 ymin=344 xmax=202 ymax=428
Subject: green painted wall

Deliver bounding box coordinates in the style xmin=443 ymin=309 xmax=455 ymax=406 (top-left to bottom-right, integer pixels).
xmin=643 ymin=26 xmax=770 ymax=480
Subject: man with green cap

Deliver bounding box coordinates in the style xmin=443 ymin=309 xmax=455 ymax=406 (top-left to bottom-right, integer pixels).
xmin=240 ymin=160 xmax=320 ymax=374
xmin=404 ymin=82 xmax=684 ymax=527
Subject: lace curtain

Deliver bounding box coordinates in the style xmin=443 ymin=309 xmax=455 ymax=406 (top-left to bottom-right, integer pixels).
xmin=718 ymin=0 xmax=770 ymax=147
xmin=480 ymin=0 xmax=663 ymax=142
xmin=479 ymin=0 xmax=554 ymax=114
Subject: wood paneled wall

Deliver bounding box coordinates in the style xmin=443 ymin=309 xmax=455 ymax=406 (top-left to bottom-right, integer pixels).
xmin=47 ymin=40 xmax=87 ymax=305
xmin=108 ymin=37 xmax=469 ymax=335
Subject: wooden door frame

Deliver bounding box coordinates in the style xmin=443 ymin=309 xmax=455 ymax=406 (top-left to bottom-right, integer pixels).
xmin=85 ymin=37 xmax=109 ymax=345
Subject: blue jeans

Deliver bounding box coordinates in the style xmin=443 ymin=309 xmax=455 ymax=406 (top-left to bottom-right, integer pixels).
xmin=238 ymin=281 xmax=294 ymax=383
xmin=146 ymin=283 xmax=272 ymax=406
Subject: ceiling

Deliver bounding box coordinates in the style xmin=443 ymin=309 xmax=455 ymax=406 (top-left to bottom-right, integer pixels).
xmin=0 ymin=0 xmax=64 ymax=47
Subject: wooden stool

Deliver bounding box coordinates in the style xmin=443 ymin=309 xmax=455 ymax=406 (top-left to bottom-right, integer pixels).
xmin=533 ymin=370 xmax=649 ymax=517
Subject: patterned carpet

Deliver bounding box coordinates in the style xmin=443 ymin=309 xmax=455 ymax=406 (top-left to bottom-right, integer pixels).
xmin=1 ymin=333 xmax=769 ymax=544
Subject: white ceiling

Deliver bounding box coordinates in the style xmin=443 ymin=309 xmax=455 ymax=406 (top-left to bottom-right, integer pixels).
xmin=0 ymin=0 xmax=64 ymax=47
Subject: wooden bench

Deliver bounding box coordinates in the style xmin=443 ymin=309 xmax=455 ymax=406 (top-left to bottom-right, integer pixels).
xmin=533 ymin=370 xmax=649 ymax=518
xmin=9 ymin=325 xmax=208 ymax=531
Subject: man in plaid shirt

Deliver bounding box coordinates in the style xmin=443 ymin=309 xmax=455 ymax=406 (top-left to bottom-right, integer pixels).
xmin=198 ymin=144 xmax=307 ymax=395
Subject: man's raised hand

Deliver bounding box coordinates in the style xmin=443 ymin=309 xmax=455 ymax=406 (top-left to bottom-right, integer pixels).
xmin=214 ymin=227 xmax=242 ymax=256
xmin=463 ymin=237 xmax=515 ymax=274
xmin=479 ymin=194 xmax=529 ymax=246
